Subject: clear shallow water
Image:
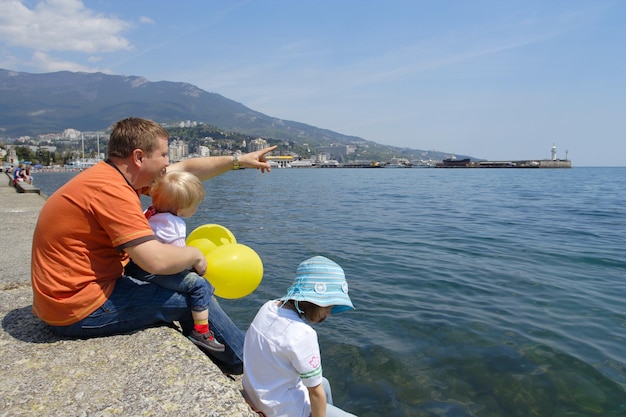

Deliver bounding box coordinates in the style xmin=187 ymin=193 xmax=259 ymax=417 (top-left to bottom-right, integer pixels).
xmin=35 ymin=167 xmax=626 ymax=416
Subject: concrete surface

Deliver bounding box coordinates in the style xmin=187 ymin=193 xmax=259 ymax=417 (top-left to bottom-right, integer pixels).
xmin=0 ymin=173 xmax=257 ymax=417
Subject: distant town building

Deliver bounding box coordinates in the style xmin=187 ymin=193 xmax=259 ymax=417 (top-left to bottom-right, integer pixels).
xmin=248 ymin=137 xmax=269 ymax=152
xmin=178 ymin=120 xmax=198 ymax=128
xmin=39 ymin=146 xmax=57 ymax=153
xmin=317 ymin=144 xmax=355 ymax=160
xmin=198 ymin=145 xmax=211 ymax=157
xmin=6 ymin=146 xmax=18 ymax=164
xmin=169 ymin=139 xmax=189 ymax=161
xmin=62 ymin=128 xmax=81 ymax=140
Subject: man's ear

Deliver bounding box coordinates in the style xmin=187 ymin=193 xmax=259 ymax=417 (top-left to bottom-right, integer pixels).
xmin=132 ymin=149 xmax=144 ymax=167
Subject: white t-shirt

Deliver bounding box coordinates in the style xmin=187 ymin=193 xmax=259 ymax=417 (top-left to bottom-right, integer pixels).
xmin=243 ymin=300 xmax=323 ymax=417
xmin=146 ymin=212 xmax=187 ymax=247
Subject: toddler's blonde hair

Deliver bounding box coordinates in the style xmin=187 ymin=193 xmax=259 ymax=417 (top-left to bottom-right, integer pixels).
xmin=150 ymin=171 xmax=205 ymax=215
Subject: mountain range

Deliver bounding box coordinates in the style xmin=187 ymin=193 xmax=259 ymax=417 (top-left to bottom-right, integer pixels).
xmin=0 ymin=68 xmax=470 ymax=161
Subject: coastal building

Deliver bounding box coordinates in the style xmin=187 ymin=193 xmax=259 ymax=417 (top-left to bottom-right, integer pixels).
xmin=5 ymin=146 xmax=18 ymax=165
xmin=198 ymin=145 xmax=211 ymax=157
xmin=169 ymin=139 xmax=189 ymax=162
xmin=265 ymin=155 xmax=294 ymax=168
xmin=317 ymin=144 xmax=356 ymax=161
xmin=62 ymin=128 xmax=81 ymax=140
xmin=248 ymin=138 xmax=269 ymax=152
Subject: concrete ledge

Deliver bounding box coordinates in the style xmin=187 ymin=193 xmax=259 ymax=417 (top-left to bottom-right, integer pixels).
xmin=0 ymin=175 xmax=257 ymax=417
xmin=0 ymin=288 xmax=256 ymax=416
xmin=15 ymin=181 xmax=41 ymax=194
xmin=4 ymin=172 xmax=40 ymax=194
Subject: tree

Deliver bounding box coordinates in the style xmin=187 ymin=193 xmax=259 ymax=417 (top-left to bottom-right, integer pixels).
xmin=15 ymin=146 xmax=36 ymax=163
xmin=37 ymin=149 xmax=52 ymax=166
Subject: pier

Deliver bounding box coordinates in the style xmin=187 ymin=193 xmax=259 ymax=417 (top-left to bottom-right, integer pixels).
xmin=0 ymin=172 xmax=257 ymax=416
xmin=436 ymin=159 xmax=572 ymax=168
xmin=436 ymin=144 xmax=571 ymax=168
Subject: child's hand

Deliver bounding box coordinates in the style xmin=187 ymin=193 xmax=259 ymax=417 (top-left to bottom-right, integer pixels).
xmin=191 ymin=248 xmax=208 ymax=276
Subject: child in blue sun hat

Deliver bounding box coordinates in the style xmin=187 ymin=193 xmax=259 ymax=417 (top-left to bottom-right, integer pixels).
xmin=243 ymin=256 xmax=357 ymax=417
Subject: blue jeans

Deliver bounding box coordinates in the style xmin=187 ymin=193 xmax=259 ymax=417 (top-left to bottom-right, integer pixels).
xmin=124 ymin=261 xmax=213 ymax=312
xmin=49 ymin=274 xmax=245 ymax=373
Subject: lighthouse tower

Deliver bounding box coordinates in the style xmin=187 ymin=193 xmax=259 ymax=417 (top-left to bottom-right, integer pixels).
xmin=7 ymin=146 xmax=18 ymax=164
xmin=551 ymin=143 xmax=557 ymax=161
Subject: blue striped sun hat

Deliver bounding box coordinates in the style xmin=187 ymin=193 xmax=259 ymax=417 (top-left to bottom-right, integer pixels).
xmin=280 ymin=256 xmax=354 ymax=314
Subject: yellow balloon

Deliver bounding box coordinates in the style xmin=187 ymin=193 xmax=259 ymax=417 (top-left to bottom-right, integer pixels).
xmin=204 ymin=243 xmax=264 ymax=299
xmin=187 ymin=238 xmax=217 ymax=255
xmin=186 ymin=224 xmax=237 ymax=252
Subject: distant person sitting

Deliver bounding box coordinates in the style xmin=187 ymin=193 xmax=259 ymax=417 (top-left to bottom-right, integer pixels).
xmin=243 ymin=256 xmax=358 ymax=417
xmin=125 ymin=170 xmax=225 ymax=352
xmin=24 ymin=164 xmax=33 ymax=185
xmin=13 ymin=163 xmax=26 ymax=184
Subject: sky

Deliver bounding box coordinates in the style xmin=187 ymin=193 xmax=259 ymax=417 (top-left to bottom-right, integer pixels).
xmin=0 ymin=0 xmax=625 ymax=166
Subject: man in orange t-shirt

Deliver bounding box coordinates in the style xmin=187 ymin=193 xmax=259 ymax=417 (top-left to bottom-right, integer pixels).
xmin=31 ymin=117 xmax=276 ymax=373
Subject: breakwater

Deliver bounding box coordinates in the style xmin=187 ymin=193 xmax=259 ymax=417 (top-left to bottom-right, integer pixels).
xmin=436 ymin=158 xmax=572 ymax=168
xmin=0 ymin=173 xmax=257 ymax=416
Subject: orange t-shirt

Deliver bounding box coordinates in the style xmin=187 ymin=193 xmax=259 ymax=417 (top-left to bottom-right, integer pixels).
xmin=31 ymin=161 xmax=156 ymax=325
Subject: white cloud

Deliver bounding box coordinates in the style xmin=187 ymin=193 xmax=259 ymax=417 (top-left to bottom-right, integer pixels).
xmin=31 ymin=50 xmax=107 ymax=72
xmin=0 ymin=0 xmax=133 ymax=53
xmin=139 ymin=16 xmax=155 ymax=25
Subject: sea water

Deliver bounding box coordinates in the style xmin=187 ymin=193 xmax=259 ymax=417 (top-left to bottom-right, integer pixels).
xmin=34 ymin=167 xmax=626 ymax=416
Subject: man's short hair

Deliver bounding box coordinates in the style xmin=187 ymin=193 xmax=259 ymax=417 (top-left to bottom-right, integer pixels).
xmin=108 ymin=117 xmax=169 ymax=158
